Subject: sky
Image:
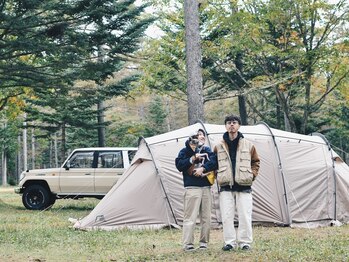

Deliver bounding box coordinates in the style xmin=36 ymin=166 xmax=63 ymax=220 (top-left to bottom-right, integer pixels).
xmin=135 ymin=0 xmax=164 ymax=38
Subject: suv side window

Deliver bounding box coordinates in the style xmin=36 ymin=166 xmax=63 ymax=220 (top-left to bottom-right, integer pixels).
xmin=68 ymin=151 xmax=94 ymax=168
xmin=128 ymin=150 xmax=136 ymax=163
xmin=98 ymin=151 xmax=123 ymax=168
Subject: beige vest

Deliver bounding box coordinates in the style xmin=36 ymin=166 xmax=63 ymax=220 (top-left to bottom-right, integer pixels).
xmin=216 ymin=138 xmax=254 ymax=186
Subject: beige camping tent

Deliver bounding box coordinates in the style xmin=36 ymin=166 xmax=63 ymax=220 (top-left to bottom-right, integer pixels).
xmin=73 ymin=122 xmax=349 ymax=230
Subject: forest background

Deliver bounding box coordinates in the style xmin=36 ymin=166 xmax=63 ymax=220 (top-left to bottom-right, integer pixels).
xmin=0 ymin=0 xmax=348 ymax=185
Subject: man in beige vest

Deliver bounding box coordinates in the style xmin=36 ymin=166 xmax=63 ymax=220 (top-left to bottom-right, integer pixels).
xmin=214 ymin=115 xmax=260 ymax=251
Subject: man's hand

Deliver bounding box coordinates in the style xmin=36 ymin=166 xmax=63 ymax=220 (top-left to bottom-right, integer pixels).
xmin=193 ymin=167 xmax=205 ymax=177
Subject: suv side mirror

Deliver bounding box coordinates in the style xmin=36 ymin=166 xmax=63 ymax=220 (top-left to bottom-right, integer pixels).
xmin=65 ymin=161 xmax=70 ymax=170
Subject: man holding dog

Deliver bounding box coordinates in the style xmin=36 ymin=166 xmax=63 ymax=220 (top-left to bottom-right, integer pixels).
xmin=175 ymin=129 xmax=217 ymax=251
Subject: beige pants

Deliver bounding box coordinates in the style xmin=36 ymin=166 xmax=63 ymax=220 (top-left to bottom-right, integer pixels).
xmin=182 ymin=187 xmax=212 ymax=248
xmin=220 ymin=191 xmax=253 ymax=248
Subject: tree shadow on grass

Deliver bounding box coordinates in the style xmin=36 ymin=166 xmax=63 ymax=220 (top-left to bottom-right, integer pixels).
xmin=0 ymin=195 xmax=99 ymax=211
xmin=53 ymin=198 xmax=100 ymax=211
xmin=52 ymin=204 xmax=97 ymax=211
xmin=7 ymin=202 xmax=98 ymax=212
xmin=0 ymin=199 xmax=24 ymax=210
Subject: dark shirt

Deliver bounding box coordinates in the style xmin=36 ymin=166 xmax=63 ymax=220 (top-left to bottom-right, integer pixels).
xmin=221 ymin=132 xmax=252 ymax=192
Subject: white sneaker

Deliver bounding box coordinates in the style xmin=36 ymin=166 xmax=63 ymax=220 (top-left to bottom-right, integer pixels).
xmin=183 ymin=246 xmax=195 ymax=252
xmin=241 ymin=244 xmax=251 ymax=251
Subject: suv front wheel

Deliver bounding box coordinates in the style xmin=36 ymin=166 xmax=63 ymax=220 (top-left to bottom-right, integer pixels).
xmin=22 ymin=184 xmax=52 ymax=210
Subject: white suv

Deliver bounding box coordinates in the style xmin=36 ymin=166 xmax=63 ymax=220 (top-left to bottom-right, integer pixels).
xmin=15 ymin=147 xmax=137 ymax=210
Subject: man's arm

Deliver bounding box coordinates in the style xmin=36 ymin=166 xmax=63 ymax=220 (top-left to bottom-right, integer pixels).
xmin=175 ymin=149 xmax=192 ymax=172
xmin=251 ymin=146 xmax=260 ymax=180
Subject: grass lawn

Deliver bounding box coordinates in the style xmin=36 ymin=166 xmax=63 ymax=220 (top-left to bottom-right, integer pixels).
xmin=1 ymin=186 xmax=349 ymax=261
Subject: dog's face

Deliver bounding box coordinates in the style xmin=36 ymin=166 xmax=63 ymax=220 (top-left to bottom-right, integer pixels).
xmin=189 ymin=134 xmax=200 ymax=146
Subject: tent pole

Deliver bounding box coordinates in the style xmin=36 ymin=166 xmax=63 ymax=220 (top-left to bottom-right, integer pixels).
xmin=141 ymin=137 xmax=179 ymax=226
xmin=196 ymin=120 xmax=212 ymax=149
xmin=258 ymin=121 xmax=291 ymax=226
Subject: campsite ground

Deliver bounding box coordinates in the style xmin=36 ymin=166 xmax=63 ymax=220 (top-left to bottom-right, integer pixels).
xmin=1 ymin=186 xmax=348 ymax=262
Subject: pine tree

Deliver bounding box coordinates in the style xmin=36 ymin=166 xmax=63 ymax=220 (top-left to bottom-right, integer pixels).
xmin=0 ymin=0 xmax=154 ymax=161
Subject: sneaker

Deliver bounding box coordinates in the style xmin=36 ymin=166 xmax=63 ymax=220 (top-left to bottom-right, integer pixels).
xmin=241 ymin=244 xmax=251 ymax=251
xmin=199 ymin=245 xmax=207 ymax=250
xmin=184 ymin=246 xmax=195 ymax=252
xmin=222 ymin=244 xmax=234 ymax=251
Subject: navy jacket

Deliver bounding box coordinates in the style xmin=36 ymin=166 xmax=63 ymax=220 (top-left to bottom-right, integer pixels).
xmin=175 ymin=140 xmax=217 ymax=187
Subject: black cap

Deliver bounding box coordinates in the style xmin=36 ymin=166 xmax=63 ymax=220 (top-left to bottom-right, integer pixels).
xmin=197 ymin=128 xmax=206 ymax=137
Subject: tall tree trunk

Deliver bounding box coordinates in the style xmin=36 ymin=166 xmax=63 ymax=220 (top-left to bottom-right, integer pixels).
xmin=302 ymin=75 xmax=312 ymax=134
xmin=17 ymin=136 xmax=21 ymax=181
xmin=2 ymin=121 xmax=7 ymax=186
xmin=275 ymin=88 xmax=296 ymax=132
xmin=23 ymin=116 xmax=28 ymax=171
xmin=2 ymin=148 xmax=7 ymax=186
xmin=234 ymin=52 xmax=248 ymax=124
xmin=284 ymin=112 xmax=291 ymax=131
xmin=97 ymin=100 xmax=105 ymax=147
xmin=54 ymin=133 xmax=58 ymax=167
xmin=276 ymin=103 xmax=281 ymax=129
xmin=31 ymin=128 xmax=35 ymax=169
xmin=184 ymin=0 xmax=204 ymax=124
xmin=61 ymin=123 xmax=66 ymax=163
xmin=238 ymin=95 xmax=248 ymax=125
xmin=97 ymin=47 xmax=106 ymax=146
xmin=165 ymin=97 xmax=171 ymax=131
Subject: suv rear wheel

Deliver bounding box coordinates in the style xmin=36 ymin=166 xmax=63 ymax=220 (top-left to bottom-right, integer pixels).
xmin=22 ymin=184 xmax=52 ymax=210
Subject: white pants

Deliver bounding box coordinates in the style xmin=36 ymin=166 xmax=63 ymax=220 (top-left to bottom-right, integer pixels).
xmin=182 ymin=187 xmax=212 ymax=248
xmin=219 ymin=191 xmax=253 ymax=247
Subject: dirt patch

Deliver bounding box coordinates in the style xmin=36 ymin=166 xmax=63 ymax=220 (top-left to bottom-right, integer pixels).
xmin=0 ymin=186 xmax=15 ymax=193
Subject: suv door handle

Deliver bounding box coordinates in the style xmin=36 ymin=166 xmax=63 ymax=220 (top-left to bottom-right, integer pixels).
xmin=85 ymin=173 xmax=92 ymax=175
